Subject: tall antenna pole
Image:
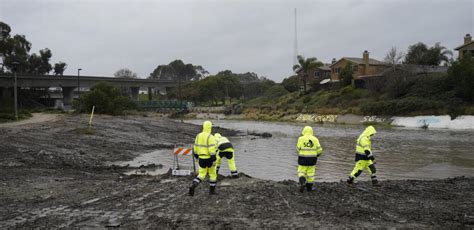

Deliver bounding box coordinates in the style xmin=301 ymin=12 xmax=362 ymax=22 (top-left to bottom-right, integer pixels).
xmin=293 ymin=8 xmax=298 ymax=66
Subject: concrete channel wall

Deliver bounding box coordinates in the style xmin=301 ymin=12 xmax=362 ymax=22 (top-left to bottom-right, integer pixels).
xmin=190 ymin=112 xmax=474 ymax=130
xmin=295 ymin=114 xmax=474 ymax=129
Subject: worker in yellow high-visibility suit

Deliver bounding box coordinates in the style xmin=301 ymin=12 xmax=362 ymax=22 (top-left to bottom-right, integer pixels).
xmin=296 ymin=126 xmax=323 ymax=193
xmin=189 ymin=120 xmax=218 ymax=196
xmin=347 ymin=125 xmax=378 ymax=186
xmin=214 ymin=133 xmax=239 ymax=178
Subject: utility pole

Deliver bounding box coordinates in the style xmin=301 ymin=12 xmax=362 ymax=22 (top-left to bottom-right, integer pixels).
xmin=77 ymin=68 xmax=82 ymax=99
xmin=12 ymin=61 xmax=19 ymax=120
xmin=178 ymin=75 xmax=181 ymax=100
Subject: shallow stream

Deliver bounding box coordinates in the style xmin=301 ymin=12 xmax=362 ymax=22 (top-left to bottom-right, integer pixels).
xmin=115 ymin=119 xmax=474 ymax=182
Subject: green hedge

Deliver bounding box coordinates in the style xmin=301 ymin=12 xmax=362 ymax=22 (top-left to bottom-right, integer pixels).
xmin=74 ymin=82 xmax=136 ymax=115
xmin=361 ymin=97 xmax=444 ymax=115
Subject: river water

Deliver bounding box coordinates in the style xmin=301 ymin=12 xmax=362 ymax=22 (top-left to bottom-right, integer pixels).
xmin=117 ymin=119 xmax=474 ymax=182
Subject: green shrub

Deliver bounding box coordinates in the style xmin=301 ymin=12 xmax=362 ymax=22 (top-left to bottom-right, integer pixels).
xmin=282 ymin=75 xmax=300 ymax=92
xmin=74 ymin=82 xmax=136 ymax=115
xmin=464 ymin=106 xmax=474 ymax=115
xmin=340 ymin=86 xmax=355 ymax=94
xmin=0 ymin=111 xmax=32 ymax=122
xmin=361 ymin=97 xmax=444 ymax=115
xmin=448 ymin=55 xmax=474 ymax=102
xmin=287 ymin=98 xmax=296 ymax=104
xmin=407 ymin=74 xmax=451 ymax=99
xmin=0 ymin=113 xmax=16 ymax=121
xmin=339 ymin=63 xmax=354 ymax=87
xmin=261 ymin=85 xmax=289 ymax=102
xmin=0 ymin=96 xmax=13 ymax=113
xmin=312 ymin=91 xmax=331 ymax=107
xmin=302 ymin=96 xmax=311 ymax=104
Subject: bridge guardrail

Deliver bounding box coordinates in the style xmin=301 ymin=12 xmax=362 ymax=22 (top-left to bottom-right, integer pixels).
xmin=134 ymin=100 xmax=190 ymax=111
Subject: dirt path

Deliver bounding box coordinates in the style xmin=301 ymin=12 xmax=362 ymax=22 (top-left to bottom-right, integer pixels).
xmin=0 ymin=114 xmax=473 ymax=228
xmin=0 ymin=113 xmax=62 ymax=128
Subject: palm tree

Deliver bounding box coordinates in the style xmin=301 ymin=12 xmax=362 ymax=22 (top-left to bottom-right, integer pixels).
xmin=405 ymin=42 xmax=453 ymax=66
xmin=428 ymin=42 xmax=453 ymax=65
xmin=292 ymin=55 xmax=323 ymax=92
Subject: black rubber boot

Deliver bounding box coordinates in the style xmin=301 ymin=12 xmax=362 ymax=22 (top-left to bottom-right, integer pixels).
xmin=299 ymin=177 xmax=306 ymax=193
xmin=189 ymin=180 xmax=199 ymax=196
xmin=231 ymin=171 xmax=239 ymax=178
xmin=306 ymin=183 xmax=313 ymax=192
xmin=372 ymin=179 xmax=379 ymax=187
xmin=209 ymin=186 xmax=216 ymax=195
xmin=189 ymin=185 xmax=196 ymax=196
xmin=347 ymin=176 xmax=354 ymax=184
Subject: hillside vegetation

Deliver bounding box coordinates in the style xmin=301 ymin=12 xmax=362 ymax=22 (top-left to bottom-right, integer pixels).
xmin=244 ymin=56 xmax=474 ymax=118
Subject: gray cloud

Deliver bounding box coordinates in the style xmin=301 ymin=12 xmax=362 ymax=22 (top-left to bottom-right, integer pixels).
xmin=1 ymin=0 xmax=472 ymax=82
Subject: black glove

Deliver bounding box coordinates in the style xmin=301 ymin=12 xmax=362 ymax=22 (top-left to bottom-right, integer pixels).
xmin=365 ymin=150 xmax=375 ymax=161
xmin=193 ymin=153 xmax=198 ymax=159
xmin=210 ymin=155 xmax=217 ymax=162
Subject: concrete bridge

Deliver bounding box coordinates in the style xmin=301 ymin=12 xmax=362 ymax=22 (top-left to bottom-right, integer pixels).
xmin=0 ymin=74 xmax=181 ymax=106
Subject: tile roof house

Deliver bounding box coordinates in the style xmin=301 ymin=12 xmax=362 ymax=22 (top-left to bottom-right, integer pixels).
xmin=329 ymin=51 xmax=388 ymax=82
xmin=454 ymin=34 xmax=474 ymax=59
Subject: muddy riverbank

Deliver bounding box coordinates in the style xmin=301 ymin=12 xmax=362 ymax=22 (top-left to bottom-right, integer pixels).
xmin=1 ymin=114 xmax=473 ymax=228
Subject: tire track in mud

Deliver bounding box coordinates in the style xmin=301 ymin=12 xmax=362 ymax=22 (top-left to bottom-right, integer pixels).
xmin=1 ymin=174 xmax=473 ymax=228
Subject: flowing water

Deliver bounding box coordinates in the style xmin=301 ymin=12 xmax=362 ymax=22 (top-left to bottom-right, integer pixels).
xmin=116 ymin=119 xmax=474 ymax=182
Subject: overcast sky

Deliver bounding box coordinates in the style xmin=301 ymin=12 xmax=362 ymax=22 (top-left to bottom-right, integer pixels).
xmin=1 ymin=0 xmax=473 ymax=82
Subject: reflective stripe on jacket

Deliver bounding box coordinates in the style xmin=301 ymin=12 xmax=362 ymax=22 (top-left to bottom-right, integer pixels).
xmin=193 ymin=121 xmax=216 ymax=159
xmin=216 ymin=136 xmax=234 ymax=153
xmin=194 ymin=132 xmax=216 ymax=159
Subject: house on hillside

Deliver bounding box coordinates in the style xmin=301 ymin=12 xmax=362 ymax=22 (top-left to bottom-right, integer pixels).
xmin=454 ymin=34 xmax=474 ymax=59
xmin=295 ymin=63 xmax=332 ymax=91
xmin=329 ymin=51 xmax=388 ymax=84
xmin=314 ymin=65 xmax=331 ymax=79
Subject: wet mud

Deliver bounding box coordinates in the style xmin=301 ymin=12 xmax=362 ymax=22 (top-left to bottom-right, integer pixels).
xmin=0 ymin=114 xmax=473 ymax=228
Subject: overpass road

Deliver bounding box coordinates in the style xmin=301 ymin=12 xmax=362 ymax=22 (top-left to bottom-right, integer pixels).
xmin=0 ymin=74 xmax=182 ymax=105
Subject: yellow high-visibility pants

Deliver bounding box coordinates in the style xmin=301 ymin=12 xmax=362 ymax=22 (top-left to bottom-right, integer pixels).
xmin=297 ymin=165 xmax=316 ymax=183
xmin=350 ymin=159 xmax=375 ymax=179
xmin=197 ymin=159 xmax=217 ymax=183
xmin=216 ymin=152 xmax=237 ymax=172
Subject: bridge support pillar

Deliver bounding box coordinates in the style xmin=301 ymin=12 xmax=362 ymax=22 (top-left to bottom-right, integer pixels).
xmin=130 ymin=87 xmax=140 ymax=101
xmin=157 ymin=87 xmax=167 ymax=95
xmin=62 ymin=87 xmax=75 ymax=106
xmin=1 ymin=87 xmax=6 ymax=100
xmin=0 ymin=87 xmax=12 ymax=101
xmin=148 ymin=87 xmax=153 ymax=101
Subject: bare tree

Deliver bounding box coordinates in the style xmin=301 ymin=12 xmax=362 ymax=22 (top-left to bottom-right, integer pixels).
xmin=384 ymin=47 xmax=404 ymax=67
xmin=114 ymin=68 xmax=137 ymax=79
